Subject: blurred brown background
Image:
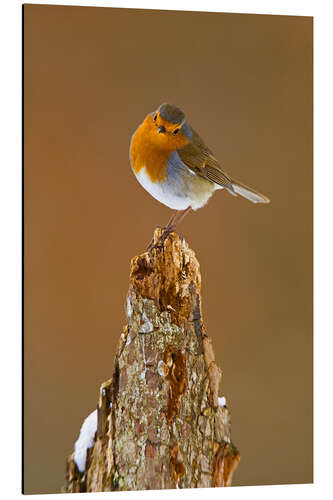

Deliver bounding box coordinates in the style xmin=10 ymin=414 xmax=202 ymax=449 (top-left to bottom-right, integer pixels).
xmin=23 ymin=4 xmax=313 ymax=494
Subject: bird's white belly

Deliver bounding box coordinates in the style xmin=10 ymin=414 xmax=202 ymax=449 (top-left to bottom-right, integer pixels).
xmin=134 ymin=166 xmax=191 ymax=210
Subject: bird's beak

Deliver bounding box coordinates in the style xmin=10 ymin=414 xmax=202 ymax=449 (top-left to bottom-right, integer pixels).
xmin=158 ymin=126 xmax=166 ymax=134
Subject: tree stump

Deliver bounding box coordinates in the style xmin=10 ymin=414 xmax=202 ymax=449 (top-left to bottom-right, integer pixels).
xmin=64 ymin=229 xmax=240 ymax=492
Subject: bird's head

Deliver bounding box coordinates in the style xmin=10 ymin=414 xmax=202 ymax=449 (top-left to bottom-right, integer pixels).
xmin=144 ymin=103 xmax=190 ymax=150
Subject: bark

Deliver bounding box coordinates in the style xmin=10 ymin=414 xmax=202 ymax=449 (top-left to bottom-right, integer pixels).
xmin=64 ymin=229 xmax=240 ymax=492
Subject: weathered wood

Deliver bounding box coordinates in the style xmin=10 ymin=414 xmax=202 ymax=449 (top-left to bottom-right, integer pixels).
xmin=64 ymin=229 xmax=240 ymax=492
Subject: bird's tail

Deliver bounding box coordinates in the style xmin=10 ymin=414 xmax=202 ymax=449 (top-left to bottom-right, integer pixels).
xmin=227 ymin=179 xmax=270 ymax=204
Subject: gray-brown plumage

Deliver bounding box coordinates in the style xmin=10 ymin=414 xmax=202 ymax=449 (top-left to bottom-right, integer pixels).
xmin=178 ymin=126 xmax=270 ymax=203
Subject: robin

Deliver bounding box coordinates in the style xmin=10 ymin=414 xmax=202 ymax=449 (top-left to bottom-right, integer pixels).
xmin=130 ymin=103 xmax=270 ymax=250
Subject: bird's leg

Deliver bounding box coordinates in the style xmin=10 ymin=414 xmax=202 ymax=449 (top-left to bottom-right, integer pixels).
xmin=147 ymin=207 xmax=192 ymax=251
xmin=171 ymin=206 xmax=192 ymax=229
xmin=163 ymin=211 xmax=180 ymax=232
xmin=157 ymin=206 xmax=192 ymax=246
xmin=161 ymin=212 xmax=178 ymax=231
xmin=152 ymin=213 xmax=175 ymax=231
xmin=146 ymin=212 xmax=178 ymax=251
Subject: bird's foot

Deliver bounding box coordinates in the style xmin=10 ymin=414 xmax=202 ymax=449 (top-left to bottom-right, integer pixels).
xmin=146 ymin=226 xmax=176 ymax=252
xmin=145 ymin=225 xmax=168 ymax=250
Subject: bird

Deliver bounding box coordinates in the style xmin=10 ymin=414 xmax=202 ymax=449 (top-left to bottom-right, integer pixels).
xmin=130 ymin=103 xmax=270 ymax=250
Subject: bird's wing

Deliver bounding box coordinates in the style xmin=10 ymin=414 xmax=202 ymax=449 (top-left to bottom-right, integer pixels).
xmin=178 ymin=127 xmax=233 ymax=189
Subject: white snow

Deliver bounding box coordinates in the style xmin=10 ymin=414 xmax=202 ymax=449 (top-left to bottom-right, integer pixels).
xmin=74 ymin=409 xmax=97 ymax=473
xmin=218 ymin=397 xmax=226 ymax=407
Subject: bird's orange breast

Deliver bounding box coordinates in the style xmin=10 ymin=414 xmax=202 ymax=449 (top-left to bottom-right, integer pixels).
xmin=130 ymin=114 xmax=189 ymax=183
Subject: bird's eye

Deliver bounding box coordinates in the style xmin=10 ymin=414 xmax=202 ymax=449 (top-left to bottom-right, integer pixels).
xmin=154 ymin=114 xmax=157 ymax=122
xmin=173 ymin=128 xmax=180 ymax=135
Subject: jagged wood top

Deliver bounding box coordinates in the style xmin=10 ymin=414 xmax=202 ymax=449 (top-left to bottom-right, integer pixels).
xmin=64 ymin=229 xmax=240 ymax=493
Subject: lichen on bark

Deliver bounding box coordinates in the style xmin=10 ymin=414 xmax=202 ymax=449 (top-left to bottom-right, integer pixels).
xmin=64 ymin=229 xmax=240 ymax=492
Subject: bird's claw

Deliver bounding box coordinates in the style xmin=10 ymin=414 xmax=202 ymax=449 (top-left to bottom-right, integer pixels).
xmin=146 ymin=227 xmax=175 ymax=252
